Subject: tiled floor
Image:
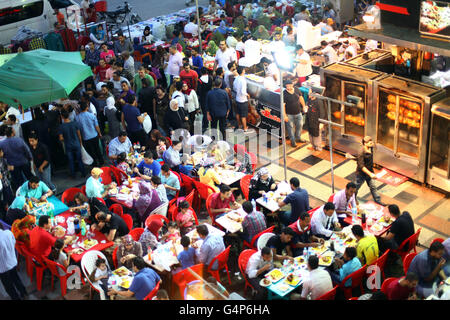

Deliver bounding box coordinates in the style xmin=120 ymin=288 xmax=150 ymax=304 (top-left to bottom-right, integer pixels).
xmin=244 ymin=131 xmax=449 ymax=248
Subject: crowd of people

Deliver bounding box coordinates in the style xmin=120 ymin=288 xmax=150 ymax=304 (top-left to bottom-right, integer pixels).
xmin=0 ymin=0 xmax=448 ymax=302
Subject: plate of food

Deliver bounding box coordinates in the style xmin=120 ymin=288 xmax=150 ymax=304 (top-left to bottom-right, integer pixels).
xmin=284 ymin=274 xmax=301 ymax=286
xmin=120 ymin=187 xmax=131 ymax=194
xmin=311 ymin=245 xmax=328 ymax=255
xmin=66 ymin=235 xmax=79 ymax=245
xmin=266 ymin=269 xmax=284 ymax=283
xmin=319 ymin=253 xmax=335 ymax=267
xmin=344 ymin=238 xmax=357 ymax=246
xmin=113 ymin=266 xmax=132 ymax=277
xmin=119 ymin=276 xmax=132 ymax=289
xmin=260 ymin=278 xmax=272 ymax=287
xmin=53 ymin=225 xmax=66 ymax=238
xmin=371 ymin=223 xmax=383 ymax=232
xmin=295 ymin=256 xmax=306 ymax=264
xmin=274 ymin=283 xmax=291 ymax=293
xmin=109 ymin=188 xmax=118 ymax=195
xmin=71 ymin=248 xmax=84 ymax=255
xmin=78 ymin=238 xmax=98 ymax=250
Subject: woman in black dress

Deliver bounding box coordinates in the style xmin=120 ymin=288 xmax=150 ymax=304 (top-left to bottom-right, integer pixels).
xmin=164 ymin=99 xmax=189 ymax=136
xmin=248 ymin=167 xmax=277 ymax=201
xmin=153 ymin=85 xmax=170 ymax=135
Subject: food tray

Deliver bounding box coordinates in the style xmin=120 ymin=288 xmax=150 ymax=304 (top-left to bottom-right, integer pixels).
xmin=77 ymin=239 xmax=98 ymax=250
xmin=319 ymin=252 xmax=335 ymax=267
xmin=265 ymin=269 xmax=284 ymax=283
xmin=284 ymin=275 xmax=301 ymax=286
xmin=113 ymin=266 xmax=132 ymax=277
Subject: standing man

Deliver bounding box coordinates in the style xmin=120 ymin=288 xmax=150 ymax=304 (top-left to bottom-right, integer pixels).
xmin=206 ymin=78 xmax=231 ymax=140
xmin=233 ymin=66 xmax=250 ymax=133
xmin=0 ymin=126 xmax=33 ymax=192
xmin=294 ymin=45 xmax=312 ymax=86
xmin=166 ymin=45 xmax=183 ymax=85
xmin=179 ymin=63 xmax=199 ymax=91
xmin=113 ymin=32 xmax=134 ymax=56
xmin=133 ymin=66 xmax=154 ymax=95
xmin=283 ymin=80 xmax=307 ymax=147
xmin=28 ymin=132 xmax=56 ymax=193
xmin=214 ymin=40 xmax=237 ymax=72
xmin=0 ymin=223 xmax=28 ymax=300
xmin=305 ymin=90 xmax=326 ymax=151
xmin=121 ymin=95 xmax=148 ymax=146
xmin=59 ymin=110 xmax=86 ymax=178
xmin=76 ymin=101 xmax=104 ymax=167
xmin=354 ymin=136 xmax=384 ymax=205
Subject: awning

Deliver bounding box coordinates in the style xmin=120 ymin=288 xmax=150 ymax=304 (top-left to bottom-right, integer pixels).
xmin=348 ymin=23 xmax=450 ymax=57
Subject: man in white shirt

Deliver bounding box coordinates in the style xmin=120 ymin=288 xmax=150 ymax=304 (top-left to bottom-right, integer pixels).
xmin=311 ymin=202 xmax=341 ymax=239
xmin=214 ymin=40 xmax=237 ymax=72
xmin=299 ymin=255 xmax=333 ymax=300
xmin=111 ymin=72 xmax=130 ymax=95
xmin=233 ymin=66 xmax=250 ymax=132
xmin=332 ymin=182 xmax=358 ymax=226
xmin=246 ymin=247 xmax=274 ymax=300
xmin=261 ymin=57 xmax=280 ymax=84
xmin=166 ymin=45 xmax=184 ymax=84
xmin=184 ymin=16 xmax=199 ymax=37
xmin=318 ymin=40 xmax=339 ymax=64
xmin=294 ymin=45 xmax=312 ymax=85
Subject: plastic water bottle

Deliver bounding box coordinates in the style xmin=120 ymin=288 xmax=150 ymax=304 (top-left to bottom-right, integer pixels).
xmin=352 ymin=207 xmax=357 ymax=225
xmin=251 ymin=199 xmax=256 ymax=210
xmin=80 ymin=219 xmax=86 ymax=236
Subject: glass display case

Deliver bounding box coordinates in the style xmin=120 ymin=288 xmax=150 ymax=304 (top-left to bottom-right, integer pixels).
xmin=377 ymin=90 xmax=423 ymax=158
xmin=343 ymin=82 xmax=366 ymax=137
xmin=427 ymin=98 xmax=450 ymax=192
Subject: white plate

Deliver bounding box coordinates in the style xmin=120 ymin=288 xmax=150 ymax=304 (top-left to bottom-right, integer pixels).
xmin=259 ymin=278 xmax=272 ymax=287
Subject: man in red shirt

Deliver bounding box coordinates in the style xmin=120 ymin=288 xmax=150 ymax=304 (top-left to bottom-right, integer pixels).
xmin=385 ymin=273 xmax=419 ymax=300
xmin=288 ymin=212 xmax=324 ymax=256
xmin=28 ymin=216 xmax=56 ymax=258
xmin=208 ymin=184 xmax=240 ymax=220
xmin=94 ymin=58 xmax=110 ymax=82
xmin=179 ymin=63 xmax=198 ymax=91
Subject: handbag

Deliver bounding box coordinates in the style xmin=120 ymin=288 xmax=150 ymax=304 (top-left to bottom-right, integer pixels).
xmin=81 ymin=146 xmax=94 ymax=165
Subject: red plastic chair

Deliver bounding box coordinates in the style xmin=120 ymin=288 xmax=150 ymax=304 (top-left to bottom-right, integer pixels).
xmin=205 ymin=193 xmax=220 ymax=228
xmin=184 ymin=190 xmax=195 ymax=207
xmin=61 ymin=187 xmax=84 ymax=205
xmin=381 ymin=277 xmax=398 ymax=296
xmin=166 ymin=137 xmax=172 ymax=146
xmin=171 ymin=170 xmax=182 ymax=198
xmin=145 ymin=214 xmax=169 ymax=229
xmin=327 ymin=194 xmax=335 ymax=202
xmin=207 ymin=245 xmax=232 ymax=285
xmin=240 ymin=174 xmax=253 ymax=201
xmin=81 ymin=185 xmax=86 ymax=195
xmin=393 ymin=228 xmax=421 ymax=261
xmin=348 ymin=297 xmax=359 ymax=300
xmin=94 ymin=0 xmax=107 ymax=12
xmin=243 ymin=225 xmax=275 ymax=250
xmin=109 ymin=204 xmax=124 ymax=217
xmin=316 ymin=285 xmax=338 ymax=300
xmin=238 ymin=249 xmax=257 ymax=294
xmin=339 ymin=264 xmax=368 ymax=299
xmin=308 ymin=206 xmax=321 ymax=218
xmin=129 ymin=227 xmax=145 ymax=241
xmin=403 ymin=252 xmax=417 ymax=275
xmin=20 ymin=246 xmax=48 ymax=291
xmin=100 ymin=166 xmax=115 ymax=185
xmin=179 ymin=173 xmax=196 ymax=195
xmin=370 ymin=249 xmax=390 ymax=286
xmin=15 ymin=242 xmax=33 ymax=281
xmin=172 ymin=263 xmax=204 ymax=299
xmin=144 ymin=280 xmax=162 ymax=300
xmin=112 ymin=246 xmax=119 ymax=269
xmin=42 ymin=256 xmax=85 ymax=297
xmin=110 ymin=165 xmax=128 ymax=185
xmin=122 ymin=213 xmax=134 ymax=231
xmin=193 ymin=180 xmax=216 ymax=214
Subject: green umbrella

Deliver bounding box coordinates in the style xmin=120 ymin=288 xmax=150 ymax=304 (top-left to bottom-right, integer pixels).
xmin=0 ymin=49 xmax=93 ymax=109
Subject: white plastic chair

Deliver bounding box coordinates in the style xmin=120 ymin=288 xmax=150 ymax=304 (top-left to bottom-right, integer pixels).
xmin=149 ymin=201 xmax=169 ymax=217
xmin=81 ymin=250 xmax=111 ymax=300
xmin=257 ymin=233 xmax=275 ymax=250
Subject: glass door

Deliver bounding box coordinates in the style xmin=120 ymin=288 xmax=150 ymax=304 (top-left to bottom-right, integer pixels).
xmin=429 ymin=113 xmax=449 ymax=175
xmin=324 ymin=75 xmax=342 ymax=128
xmin=343 ymin=81 xmax=366 ymax=137
xmin=397 ymin=96 xmax=423 ymax=158
xmin=377 ymin=89 xmax=397 ymax=150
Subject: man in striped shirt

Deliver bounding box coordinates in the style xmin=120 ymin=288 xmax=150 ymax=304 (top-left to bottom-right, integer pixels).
xmin=241 ymin=201 xmax=266 ymax=243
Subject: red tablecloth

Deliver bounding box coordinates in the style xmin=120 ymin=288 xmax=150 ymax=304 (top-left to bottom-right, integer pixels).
xmin=143 ymin=43 xmax=171 ymax=51
xmin=57 ymin=211 xmax=114 ymax=263
xmin=343 ymin=201 xmax=392 ymax=237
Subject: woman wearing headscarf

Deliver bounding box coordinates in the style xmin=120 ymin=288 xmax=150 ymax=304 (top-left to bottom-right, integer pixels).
xmin=134 ymin=182 xmax=162 ymax=224
xmin=101 ymin=83 xmax=121 ymax=139
xmin=116 ymin=234 xmax=143 ymax=269
xmin=248 ymin=167 xmax=276 ymax=201
xmin=141 ymin=26 xmax=153 ymax=44
xmin=206 ymin=40 xmax=219 ymax=56
xmin=89 ymin=26 xmax=103 ymax=49
xmin=182 ymin=81 xmax=200 ymax=131
xmin=252 ymin=25 xmax=270 ymax=40
xmin=11 ymin=215 xmax=36 ymax=247
xmin=164 ymin=99 xmax=189 ymax=135
xmin=138 ymin=219 xmax=163 ymax=255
